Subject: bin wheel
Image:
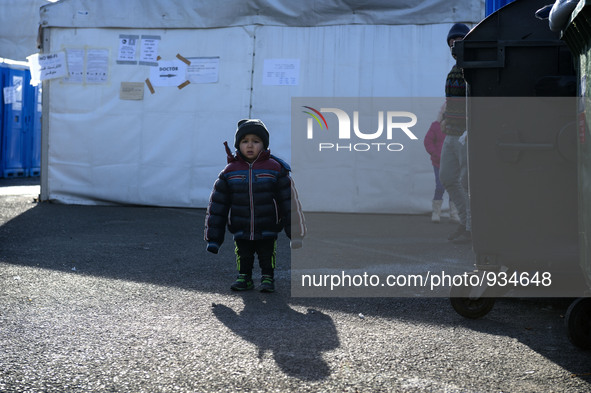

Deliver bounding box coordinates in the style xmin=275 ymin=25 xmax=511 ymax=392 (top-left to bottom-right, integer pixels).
xmin=450 ymin=296 xmax=495 ymax=319
xmin=449 ymin=276 xmax=495 ymax=319
xmin=565 ymin=297 xmax=591 ymax=350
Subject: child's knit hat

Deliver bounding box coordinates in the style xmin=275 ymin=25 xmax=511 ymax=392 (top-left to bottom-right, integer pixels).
xmin=234 ymin=119 xmax=269 ymax=149
xmin=446 ymin=23 xmax=470 ymax=46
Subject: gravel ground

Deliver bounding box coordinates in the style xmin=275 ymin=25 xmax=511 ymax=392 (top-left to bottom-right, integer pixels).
xmin=0 ymin=178 xmax=590 ymax=392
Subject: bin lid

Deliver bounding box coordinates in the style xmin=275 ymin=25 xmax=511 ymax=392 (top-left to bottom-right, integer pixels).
xmin=463 ymin=0 xmax=561 ymax=43
xmin=454 ymin=0 xmax=574 ymax=96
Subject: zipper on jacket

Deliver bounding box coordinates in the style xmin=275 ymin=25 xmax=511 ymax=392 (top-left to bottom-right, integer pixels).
xmin=248 ymin=162 xmax=255 ymax=240
xmin=248 ymin=152 xmax=263 ymax=241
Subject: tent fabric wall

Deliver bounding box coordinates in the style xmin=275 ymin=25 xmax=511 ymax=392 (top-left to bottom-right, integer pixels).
xmin=45 ymin=27 xmax=254 ymax=206
xmin=0 ymin=0 xmax=49 ymax=61
xmin=250 ymin=24 xmax=455 ymax=213
xmin=40 ymin=0 xmax=485 ymax=212
xmin=40 ymin=0 xmax=483 ymax=29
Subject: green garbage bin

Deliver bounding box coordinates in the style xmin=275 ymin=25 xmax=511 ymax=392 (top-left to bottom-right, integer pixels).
xmin=561 ymin=0 xmax=591 ymax=349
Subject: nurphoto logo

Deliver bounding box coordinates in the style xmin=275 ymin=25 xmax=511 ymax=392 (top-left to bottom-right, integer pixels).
xmin=302 ymin=105 xmax=419 ymax=152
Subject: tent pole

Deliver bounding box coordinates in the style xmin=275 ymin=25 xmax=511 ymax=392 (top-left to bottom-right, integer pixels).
xmin=39 ymin=27 xmax=50 ymax=202
xmin=248 ymin=27 xmax=258 ymax=118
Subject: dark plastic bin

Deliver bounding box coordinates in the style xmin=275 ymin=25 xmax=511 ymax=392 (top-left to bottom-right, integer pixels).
xmin=449 ymin=0 xmax=585 ymax=318
xmin=562 ymin=0 xmax=591 ymax=349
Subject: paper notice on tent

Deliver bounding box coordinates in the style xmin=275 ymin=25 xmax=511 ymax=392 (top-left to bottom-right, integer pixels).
xmin=64 ymin=48 xmax=84 ymax=83
xmin=263 ymin=58 xmax=300 ymax=86
xmin=120 ymin=82 xmax=144 ymax=100
xmin=140 ymin=35 xmax=161 ymax=66
xmin=186 ymin=57 xmax=219 ymax=83
xmin=149 ymin=59 xmax=187 ymax=87
xmin=117 ymin=34 xmax=138 ymax=64
xmin=86 ymin=49 xmax=109 ymax=83
xmin=27 ymin=52 xmax=68 ymax=84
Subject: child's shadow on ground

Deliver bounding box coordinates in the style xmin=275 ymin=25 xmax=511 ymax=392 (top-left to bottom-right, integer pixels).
xmin=212 ymin=293 xmax=339 ymax=381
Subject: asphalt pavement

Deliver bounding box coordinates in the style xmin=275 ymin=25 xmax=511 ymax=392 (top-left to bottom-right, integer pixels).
xmin=0 ymin=177 xmax=590 ymax=392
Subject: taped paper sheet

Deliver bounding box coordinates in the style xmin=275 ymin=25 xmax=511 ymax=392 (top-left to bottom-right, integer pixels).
xmin=120 ymin=82 xmax=144 ymax=100
xmin=117 ymin=34 xmax=139 ymax=64
xmin=28 ymin=51 xmax=68 ymax=84
xmin=140 ymin=35 xmax=160 ymax=66
xmin=86 ymin=49 xmax=109 ymax=83
xmin=187 ymin=57 xmax=220 ymax=84
xmin=262 ymin=58 xmax=300 ymax=86
xmin=64 ymin=48 xmax=84 ymax=83
xmin=149 ymin=59 xmax=187 ymax=87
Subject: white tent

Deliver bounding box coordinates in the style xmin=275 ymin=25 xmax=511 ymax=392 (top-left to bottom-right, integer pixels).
xmin=37 ymin=0 xmax=484 ymax=212
xmin=0 ymin=0 xmax=51 ymax=61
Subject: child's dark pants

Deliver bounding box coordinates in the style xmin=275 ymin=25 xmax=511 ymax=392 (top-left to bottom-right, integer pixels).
xmin=234 ymin=239 xmax=276 ymax=277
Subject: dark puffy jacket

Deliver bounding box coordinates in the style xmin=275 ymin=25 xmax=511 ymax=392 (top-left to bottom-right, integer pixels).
xmin=204 ymin=143 xmax=304 ymax=248
xmin=443 ymin=64 xmax=467 ymax=136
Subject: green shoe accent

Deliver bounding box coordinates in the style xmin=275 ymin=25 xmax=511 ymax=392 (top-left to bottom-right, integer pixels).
xmin=231 ymin=274 xmax=254 ymax=291
xmin=260 ymin=275 xmax=275 ymax=293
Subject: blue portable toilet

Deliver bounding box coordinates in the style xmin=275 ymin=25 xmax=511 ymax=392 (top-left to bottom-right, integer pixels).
xmin=1 ymin=65 xmax=30 ymax=178
xmin=0 ymin=63 xmax=42 ymax=178
xmin=486 ymin=0 xmax=517 ymax=16
xmin=0 ymin=66 xmax=4 ymax=177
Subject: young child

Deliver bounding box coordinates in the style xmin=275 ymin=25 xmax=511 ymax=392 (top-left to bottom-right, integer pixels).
xmin=423 ymin=105 xmax=460 ymax=223
xmin=204 ymin=119 xmax=305 ymax=292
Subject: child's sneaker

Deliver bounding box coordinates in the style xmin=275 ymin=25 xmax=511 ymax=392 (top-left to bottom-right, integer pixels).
xmin=260 ymin=275 xmax=275 ymax=293
xmin=230 ymin=274 xmax=254 ymax=291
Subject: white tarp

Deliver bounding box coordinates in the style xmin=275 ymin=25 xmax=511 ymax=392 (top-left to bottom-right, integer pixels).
xmin=40 ymin=0 xmax=485 ymax=212
xmin=0 ymin=0 xmax=51 ymax=61
xmin=40 ymin=0 xmax=483 ymax=28
xmin=45 ymin=27 xmax=253 ymax=206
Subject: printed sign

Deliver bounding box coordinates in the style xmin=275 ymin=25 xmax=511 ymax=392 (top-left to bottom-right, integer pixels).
xmin=140 ymin=35 xmax=161 ymax=66
xmin=187 ymin=57 xmax=220 ymax=84
xmin=117 ymin=35 xmax=139 ymax=64
xmin=27 ymin=52 xmax=68 ymax=84
xmin=263 ymin=59 xmax=300 ymax=86
xmin=149 ymin=59 xmax=187 ymax=87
